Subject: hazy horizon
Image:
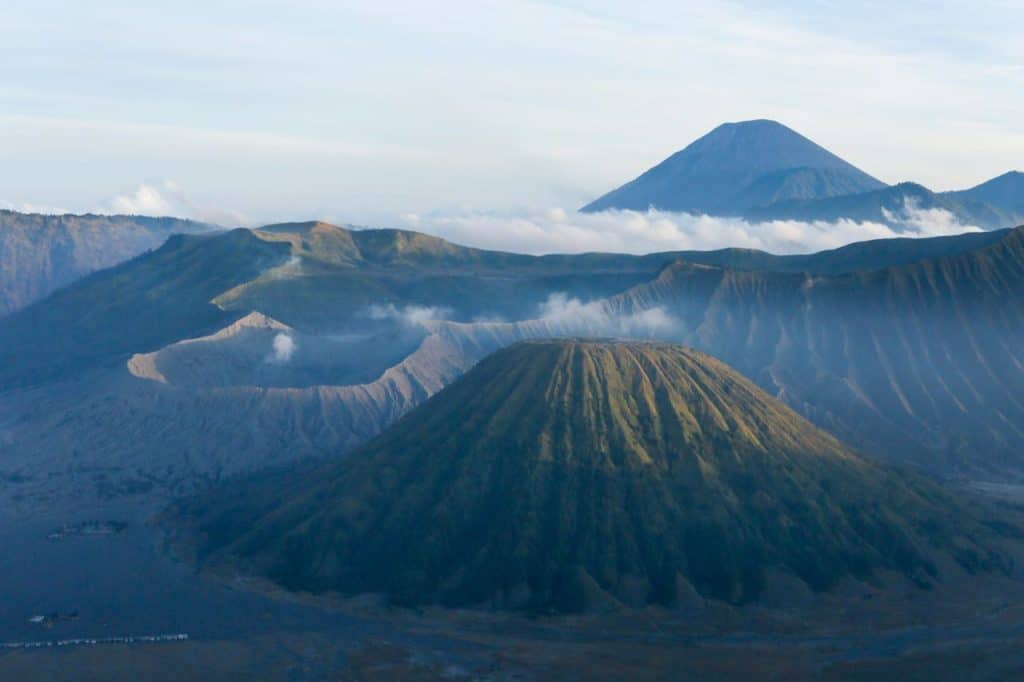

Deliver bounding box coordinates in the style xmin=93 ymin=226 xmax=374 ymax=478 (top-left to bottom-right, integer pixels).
xmin=2 ymin=1 xmax=1022 ymax=233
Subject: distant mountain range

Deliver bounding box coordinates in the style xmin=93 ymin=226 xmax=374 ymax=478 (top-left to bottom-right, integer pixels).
xmin=582 ymin=120 xmax=1024 ymax=230
xmin=1 ymin=220 xmax=1010 ymax=390
xmin=3 ymin=221 xmax=1024 ymax=517
xmin=179 ymin=340 xmax=1011 ymax=611
xmin=0 ymin=210 xmax=211 ymax=317
xmin=745 ymin=180 xmax=1021 ymax=228
xmin=2 ymin=121 xmax=1018 ymax=318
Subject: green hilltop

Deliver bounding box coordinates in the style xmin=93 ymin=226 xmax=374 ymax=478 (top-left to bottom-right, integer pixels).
xmin=184 ymin=340 xmax=1011 ymax=612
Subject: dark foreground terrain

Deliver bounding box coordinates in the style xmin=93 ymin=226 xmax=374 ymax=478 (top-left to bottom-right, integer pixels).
xmin=4 ymin=382 xmax=1024 ymax=680
xmin=7 ymin=496 xmax=1024 ymax=681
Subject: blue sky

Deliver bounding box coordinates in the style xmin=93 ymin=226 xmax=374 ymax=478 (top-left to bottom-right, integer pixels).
xmin=2 ymin=0 xmax=1022 ymax=229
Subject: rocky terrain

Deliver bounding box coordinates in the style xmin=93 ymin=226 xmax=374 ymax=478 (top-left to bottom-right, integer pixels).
xmin=0 ymin=210 xmax=210 ymax=317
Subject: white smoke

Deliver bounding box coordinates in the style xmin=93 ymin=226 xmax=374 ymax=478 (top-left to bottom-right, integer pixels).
xmin=368 ymin=303 xmax=453 ymax=326
xmin=400 ymin=205 xmax=982 ymax=256
xmin=536 ymin=293 xmax=679 ymax=339
xmin=262 ymin=255 xmax=303 ymax=280
xmin=269 ymin=333 xmax=296 ymax=363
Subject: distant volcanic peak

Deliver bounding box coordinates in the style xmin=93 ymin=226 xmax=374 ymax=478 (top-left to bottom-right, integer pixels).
xmin=191 ymin=339 xmax=1004 ymax=612
xmin=680 ymin=119 xmax=856 ymax=172
xmin=719 ymin=118 xmax=788 ymax=129
xmin=582 ymin=120 xmax=884 ymax=213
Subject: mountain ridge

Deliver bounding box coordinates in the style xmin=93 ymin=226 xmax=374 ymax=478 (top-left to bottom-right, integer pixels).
xmin=581 ymin=121 xmax=1023 ymax=230
xmin=946 ymin=171 xmax=1024 ymax=217
xmin=747 ymin=181 xmax=1024 ymax=229
xmin=3 ymin=224 xmax=1024 ymax=516
xmin=0 ymin=210 xmax=211 ymax=317
xmin=599 ymin=226 xmax=1024 ymax=472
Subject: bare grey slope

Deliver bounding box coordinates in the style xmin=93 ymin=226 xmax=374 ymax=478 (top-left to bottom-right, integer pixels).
xmin=0 ymin=210 xmax=211 ymax=317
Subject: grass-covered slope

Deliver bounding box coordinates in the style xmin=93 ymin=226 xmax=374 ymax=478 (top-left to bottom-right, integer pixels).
xmin=185 ymin=340 xmax=1008 ymax=612
xmin=213 ymin=222 xmax=665 ymax=328
xmin=214 ymin=221 xmax=1012 ymax=329
xmin=2 ymin=219 xmax=1004 ymax=386
xmin=0 ymin=229 xmax=289 ymax=388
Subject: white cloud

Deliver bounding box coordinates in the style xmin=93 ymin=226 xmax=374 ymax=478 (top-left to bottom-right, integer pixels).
xmin=403 ymin=205 xmax=981 ymax=256
xmin=107 ymin=184 xmax=174 ymax=216
xmin=882 ymin=197 xmax=980 ymax=236
xmin=103 ymin=180 xmax=247 ymax=225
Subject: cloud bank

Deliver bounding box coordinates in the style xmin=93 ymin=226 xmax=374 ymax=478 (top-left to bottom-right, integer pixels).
xmin=402 ymin=202 xmax=982 ymax=256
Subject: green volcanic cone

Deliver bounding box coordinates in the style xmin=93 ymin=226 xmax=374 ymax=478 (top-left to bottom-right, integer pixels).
xmin=188 ymin=340 xmax=1010 ymax=611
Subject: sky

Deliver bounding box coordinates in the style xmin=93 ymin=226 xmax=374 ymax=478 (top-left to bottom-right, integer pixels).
xmin=1 ymin=1 xmax=1022 ymax=251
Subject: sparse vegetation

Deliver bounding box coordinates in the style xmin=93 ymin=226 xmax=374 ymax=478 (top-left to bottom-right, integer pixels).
xmin=185 ymin=340 xmax=1014 ymax=612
